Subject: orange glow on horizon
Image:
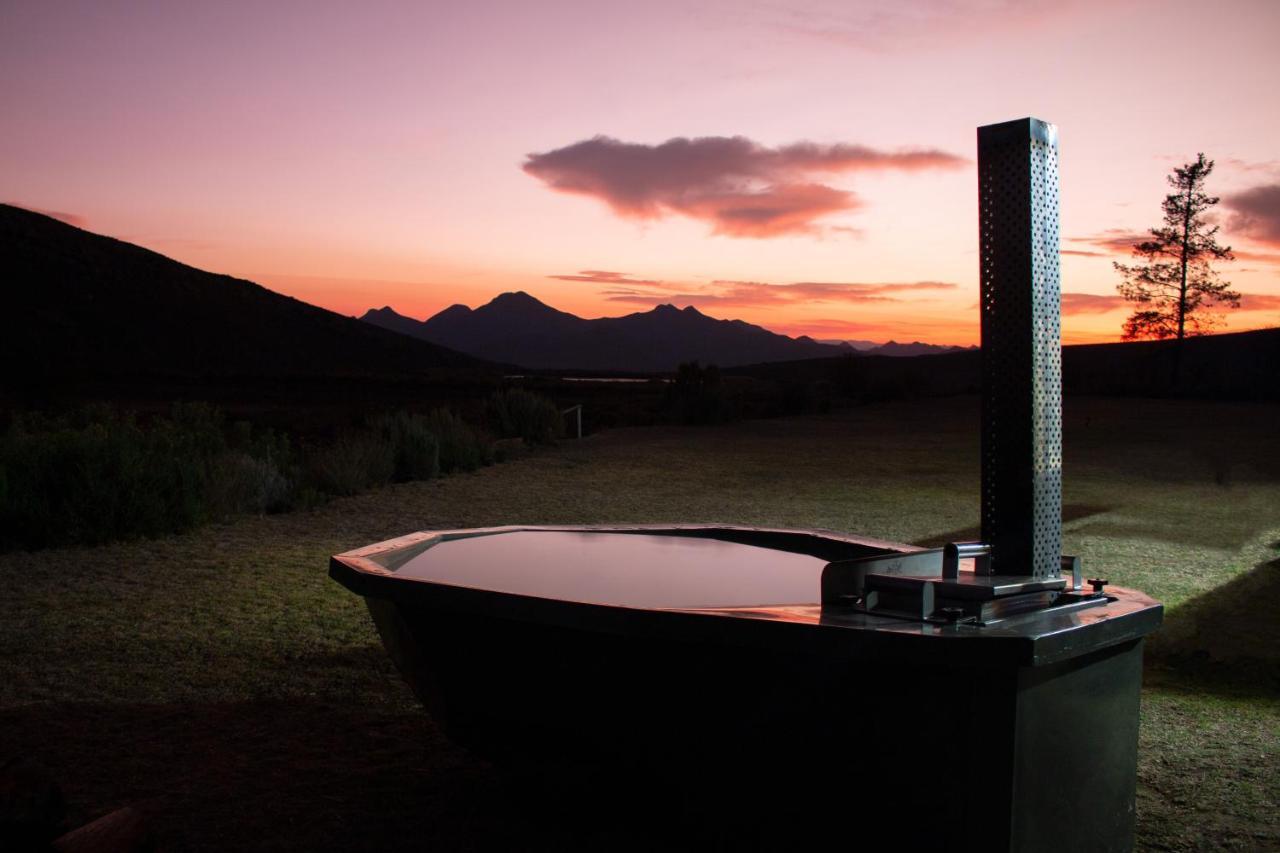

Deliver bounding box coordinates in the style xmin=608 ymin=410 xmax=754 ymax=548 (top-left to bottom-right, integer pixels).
xmin=3 ymin=1 xmax=1277 ymax=349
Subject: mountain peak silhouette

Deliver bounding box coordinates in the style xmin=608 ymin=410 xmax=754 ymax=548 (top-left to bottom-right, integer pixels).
xmin=363 ymin=293 xmax=843 ymax=371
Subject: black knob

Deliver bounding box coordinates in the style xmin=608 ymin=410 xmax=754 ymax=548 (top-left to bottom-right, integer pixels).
xmin=1088 ymin=578 xmax=1109 ymax=594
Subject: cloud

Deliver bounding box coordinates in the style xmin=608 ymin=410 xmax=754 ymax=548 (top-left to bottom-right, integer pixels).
xmin=779 ymin=316 xmax=975 ymax=344
xmin=8 ymin=203 xmax=87 ymax=228
xmin=1067 ymin=229 xmax=1149 ymax=255
xmin=145 ymin=236 xmax=220 ymax=252
xmin=1224 ymin=158 xmax=1280 ymax=176
xmin=1062 ymin=289 xmax=1280 ymax=316
xmin=759 ymin=0 xmax=1104 ymax=51
xmin=548 ymin=270 xmax=663 ymax=285
xmin=1224 ymin=184 xmax=1280 ymax=247
xmin=1230 ymin=248 xmax=1280 ymax=264
xmin=1239 ymin=293 xmax=1280 ymax=311
xmin=601 ymin=279 xmax=957 ymax=309
xmin=523 ymin=135 xmax=965 ymax=237
xmin=1070 ymin=220 xmax=1280 ymax=265
xmin=1061 ymin=292 xmax=1126 ymax=315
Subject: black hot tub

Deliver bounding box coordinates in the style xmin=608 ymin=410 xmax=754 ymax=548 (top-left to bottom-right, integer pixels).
xmin=330 ymin=523 xmax=1161 ymax=852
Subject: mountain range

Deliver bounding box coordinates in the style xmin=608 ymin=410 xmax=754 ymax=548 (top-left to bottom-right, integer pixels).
xmin=362 ymin=294 xmax=969 ymax=372
xmin=3 ymin=203 xmax=1272 ymax=406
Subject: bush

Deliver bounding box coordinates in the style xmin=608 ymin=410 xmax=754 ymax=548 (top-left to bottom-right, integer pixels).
xmin=666 ymin=361 xmax=729 ymax=424
xmin=307 ymin=431 xmax=395 ymax=497
xmin=0 ymin=402 xmax=499 ymax=552
xmin=423 ymin=408 xmax=492 ymax=473
xmin=0 ymin=403 xmax=294 ymax=550
xmin=207 ymin=451 xmax=295 ymax=518
xmin=372 ymin=412 xmax=440 ymax=482
xmin=487 ymin=389 xmax=563 ymax=445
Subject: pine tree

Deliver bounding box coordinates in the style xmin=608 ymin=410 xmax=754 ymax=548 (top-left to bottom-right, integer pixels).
xmin=1115 ymin=154 xmax=1239 ymax=343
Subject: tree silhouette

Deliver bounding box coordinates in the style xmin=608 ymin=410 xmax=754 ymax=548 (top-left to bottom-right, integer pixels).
xmin=1115 ymin=154 xmax=1239 ymax=344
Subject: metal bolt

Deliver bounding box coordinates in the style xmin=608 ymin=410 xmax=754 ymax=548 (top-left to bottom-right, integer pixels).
xmin=1088 ymin=578 xmax=1109 ymax=594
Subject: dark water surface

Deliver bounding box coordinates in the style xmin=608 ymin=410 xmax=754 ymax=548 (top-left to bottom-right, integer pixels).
xmin=393 ymin=530 xmax=826 ymax=609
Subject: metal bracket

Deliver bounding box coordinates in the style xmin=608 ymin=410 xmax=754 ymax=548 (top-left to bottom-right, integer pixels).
xmin=821 ymin=547 xmax=1091 ymax=625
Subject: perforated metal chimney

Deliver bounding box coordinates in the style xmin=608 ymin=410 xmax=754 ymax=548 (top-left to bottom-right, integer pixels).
xmin=977 ymin=117 xmax=1062 ymax=579
xmin=820 ymin=117 xmax=1075 ymax=619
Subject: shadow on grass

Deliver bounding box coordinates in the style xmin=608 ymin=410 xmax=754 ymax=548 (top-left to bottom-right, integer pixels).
xmin=0 ymin=696 xmax=704 ymax=852
xmin=910 ymin=503 xmax=1113 ymax=549
xmin=1145 ymin=547 xmax=1280 ymax=699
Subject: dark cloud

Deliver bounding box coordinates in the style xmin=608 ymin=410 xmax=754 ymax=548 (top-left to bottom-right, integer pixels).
xmin=1061 ymin=292 xmax=1126 ymax=315
xmin=1224 ymin=184 xmax=1280 ymax=247
xmin=523 ymin=135 xmax=966 ymax=237
xmin=602 ymin=279 xmax=957 ymax=309
xmin=1060 ymin=249 xmax=1107 ymax=257
xmin=548 ymin=270 xmax=662 ymax=285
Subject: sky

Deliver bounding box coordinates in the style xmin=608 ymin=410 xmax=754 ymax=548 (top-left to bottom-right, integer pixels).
xmin=3 ymin=0 xmax=1279 ymax=346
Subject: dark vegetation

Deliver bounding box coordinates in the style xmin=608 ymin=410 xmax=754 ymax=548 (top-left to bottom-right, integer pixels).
xmin=0 ymin=391 xmax=564 ymax=552
xmin=486 ymin=388 xmax=564 ymax=445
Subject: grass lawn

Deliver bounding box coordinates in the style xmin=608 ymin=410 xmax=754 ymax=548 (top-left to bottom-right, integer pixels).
xmin=3 ymin=395 xmax=1277 ymax=851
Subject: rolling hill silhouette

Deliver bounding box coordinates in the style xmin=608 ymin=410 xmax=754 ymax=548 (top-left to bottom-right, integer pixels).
xmin=362 ymin=292 xmax=851 ymax=371
xmin=730 ymin=327 xmax=1280 ymax=401
xmin=862 ymin=340 xmax=973 ymax=357
xmin=1 ymin=204 xmax=486 ymax=390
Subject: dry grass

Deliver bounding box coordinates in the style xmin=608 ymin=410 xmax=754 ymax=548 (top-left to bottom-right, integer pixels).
xmin=2 ymin=395 xmax=1277 ymax=850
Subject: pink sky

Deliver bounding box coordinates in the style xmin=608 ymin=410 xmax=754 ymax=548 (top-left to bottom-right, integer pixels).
xmin=3 ymin=0 xmax=1278 ymax=345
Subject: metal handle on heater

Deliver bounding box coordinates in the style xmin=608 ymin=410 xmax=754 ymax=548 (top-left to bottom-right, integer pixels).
xmin=943 ymin=542 xmax=991 ymax=578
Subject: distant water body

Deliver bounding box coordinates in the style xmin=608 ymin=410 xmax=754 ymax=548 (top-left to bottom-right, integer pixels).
xmin=505 ymin=375 xmax=664 ymax=383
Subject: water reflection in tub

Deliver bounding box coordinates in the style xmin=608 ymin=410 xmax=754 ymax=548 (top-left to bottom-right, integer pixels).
xmin=392 ymin=530 xmax=826 ymax=609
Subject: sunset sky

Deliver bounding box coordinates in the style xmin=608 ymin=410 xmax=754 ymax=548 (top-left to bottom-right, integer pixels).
xmin=3 ymin=0 xmax=1279 ymax=345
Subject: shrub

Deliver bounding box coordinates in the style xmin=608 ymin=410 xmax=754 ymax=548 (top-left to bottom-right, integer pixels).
xmin=307 ymin=431 xmax=395 ymax=497
xmin=0 ymin=405 xmax=229 ymax=549
xmin=0 ymin=402 xmax=497 ymax=552
xmin=666 ymin=361 xmax=729 ymax=424
xmin=424 ymin=408 xmax=492 ymax=473
xmin=487 ymin=389 xmax=563 ymax=445
xmin=372 ymin=412 xmax=440 ymax=482
xmin=206 ymin=451 xmax=294 ymax=518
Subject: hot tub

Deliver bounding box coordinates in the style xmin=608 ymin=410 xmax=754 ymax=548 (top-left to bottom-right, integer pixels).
xmin=330 ymin=523 xmax=1161 ymax=852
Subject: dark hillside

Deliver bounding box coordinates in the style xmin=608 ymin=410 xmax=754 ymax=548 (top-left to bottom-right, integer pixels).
xmin=0 ymin=205 xmax=487 ymax=391
xmin=730 ymin=328 xmax=1280 ymax=401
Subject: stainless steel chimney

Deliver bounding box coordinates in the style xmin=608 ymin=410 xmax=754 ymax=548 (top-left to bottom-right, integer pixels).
xmin=978 ymin=117 xmax=1062 ymax=579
